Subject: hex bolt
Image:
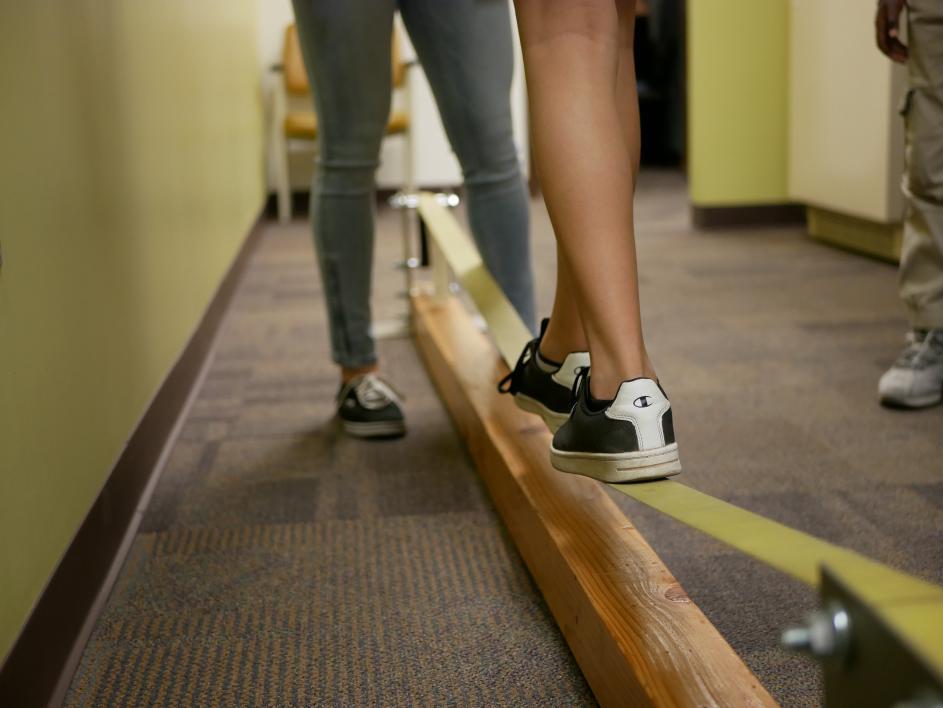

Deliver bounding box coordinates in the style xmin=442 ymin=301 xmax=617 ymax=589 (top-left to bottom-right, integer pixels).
xmin=433 ymin=192 xmax=460 ymax=208
xmin=392 ymin=257 xmax=421 ymax=270
xmin=388 ymin=191 xmax=460 ymax=210
xmin=781 ymin=602 xmax=851 ymax=661
xmin=388 ymin=192 xmax=419 ymax=210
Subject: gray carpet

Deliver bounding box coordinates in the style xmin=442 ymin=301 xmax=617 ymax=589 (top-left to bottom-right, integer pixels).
xmin=66 ymin=171 xmax=943 ymax=707
xmin=64 ymin=212 xmax=595 ymax=706
xmin=528 ymin=171 xmax=943 ymax=706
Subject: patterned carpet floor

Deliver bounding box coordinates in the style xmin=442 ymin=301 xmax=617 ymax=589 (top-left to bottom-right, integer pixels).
xmin=66 ymin=171 xmax=943 ymax=707
xmin=64 ymin=204 xmax=595 ymax=706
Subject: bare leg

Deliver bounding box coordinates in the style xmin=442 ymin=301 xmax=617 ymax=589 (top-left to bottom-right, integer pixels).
xmin=515 ymin=0 xmax=654 ymax=399
xmin=540 ymin=254 xmax=589 ymax=362
xmin=616 ymin=1 xmax=641 ymax=182
xmin=341 ymin=363 xmax=378 ymax=384
xmin=540 ymin=17 xmax=638 ymax=365
xmin=614 ymin=0 xmax=656 ymax=377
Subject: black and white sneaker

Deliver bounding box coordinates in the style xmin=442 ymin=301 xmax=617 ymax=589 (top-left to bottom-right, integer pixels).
xmin=497 ymin=319 xmax=590 ymax=432
xmin=336 ymin=373 xmax=406 ymax=439
xmin=550 ymin=369 xmax=681 ymax=483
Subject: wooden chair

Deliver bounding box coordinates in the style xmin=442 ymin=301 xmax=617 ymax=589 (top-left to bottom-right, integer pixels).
xmin=268 ymin=24 xmax=414 ymax=224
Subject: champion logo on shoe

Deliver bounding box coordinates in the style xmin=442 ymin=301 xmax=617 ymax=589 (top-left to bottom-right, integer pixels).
xmin=550 ymin=374 xmax=681 ymax=483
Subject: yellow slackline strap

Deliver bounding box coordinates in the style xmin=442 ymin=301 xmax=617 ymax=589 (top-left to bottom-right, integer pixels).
xmin=615 ymin=479 xmax=943 ymax=673
xmin=418 ymin=193 xmax=532 ymax=365
xmin=416 ymin=191 xmax=943 ymax=674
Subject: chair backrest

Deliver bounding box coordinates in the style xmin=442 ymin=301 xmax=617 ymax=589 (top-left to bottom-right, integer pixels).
xmin=283 ymin=25 xmax=310 ymax=96
xmin=282 ymin=24 xmax=406 ymax=97
xmin=391 ymin=28 xmax=405 ymax=88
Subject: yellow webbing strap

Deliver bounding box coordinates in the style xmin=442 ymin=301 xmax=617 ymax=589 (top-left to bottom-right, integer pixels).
xmin=416 ymin=192 xmax=943 ymax=675
xmin=418 ymin=193 xmax=532 ymax=365
xmin=618 ymin=480 xmax=943 ymax=672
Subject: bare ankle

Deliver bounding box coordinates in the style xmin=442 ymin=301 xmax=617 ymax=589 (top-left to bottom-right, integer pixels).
xmin=540 ymin=324 xmax=587 ymax=363
xmin=341 ymin=363 xmax=378 ymax=384
xmin=589 ymin=361 xmax=657 ymax=401
xmin=589 ymin=373 xmax=625 ymax=401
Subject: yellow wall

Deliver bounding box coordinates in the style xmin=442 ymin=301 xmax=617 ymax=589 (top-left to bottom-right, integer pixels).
xmin=0 ymin=1 xmax=264 ymax=662
xmin=687 ymin=0 xmax=791 ymax=206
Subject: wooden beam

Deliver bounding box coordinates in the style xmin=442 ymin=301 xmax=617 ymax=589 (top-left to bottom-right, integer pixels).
xmin=412 ymin=292 xmax=776 ymax=708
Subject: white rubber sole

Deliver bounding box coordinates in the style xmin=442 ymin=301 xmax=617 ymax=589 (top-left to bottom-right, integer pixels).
xmin=550 ymin=442 xmax=682 ymax=483
xmin=514 ymin=393 xmax=571 ymax=433
xmin=341 ymin=419 xmax=407 ymax=438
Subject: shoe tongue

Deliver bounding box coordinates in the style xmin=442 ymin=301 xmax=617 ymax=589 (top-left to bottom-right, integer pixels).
xmin=356 ymin=375 xmax=395 ymax=410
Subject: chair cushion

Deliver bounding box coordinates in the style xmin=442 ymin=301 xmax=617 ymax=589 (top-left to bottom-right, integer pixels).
xmin=284 ymin=111 xmax=318 ymax=139
xmin=386 ymin=111 xmax=409 ymax=135
xmin=284 ymin=111 xmax=410 ymax=140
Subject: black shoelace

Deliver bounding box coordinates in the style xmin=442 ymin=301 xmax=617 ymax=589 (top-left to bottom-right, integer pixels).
xmin=570 ymin=366 xmax=589 ymax=402
xmin=497 ymin=340 xmax=536 ymax=395
xmin=895 ymin=329 xmax=943 ymax=370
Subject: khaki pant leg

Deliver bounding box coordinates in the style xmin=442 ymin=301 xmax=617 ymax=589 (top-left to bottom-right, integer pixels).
xmin=899 ymin=0 xmax=943 ymax=328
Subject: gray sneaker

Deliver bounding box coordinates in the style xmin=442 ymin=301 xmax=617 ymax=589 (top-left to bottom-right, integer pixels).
xmin=336 ymin=373 xmax=407 ymax=438
xmin=878 ymin=329 xmax=943 ymax=409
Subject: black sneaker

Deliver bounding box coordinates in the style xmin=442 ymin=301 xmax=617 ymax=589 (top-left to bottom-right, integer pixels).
xmin=497 ymin=319 xmax=590 ymax=432
xmin=336 ymin=373 xmax=406 ymax=438
xmin=550 ymin=369 xmax=681 ymax=483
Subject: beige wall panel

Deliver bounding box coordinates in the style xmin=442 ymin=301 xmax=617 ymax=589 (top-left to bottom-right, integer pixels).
xmin=789 ymin=0 xmax=907 ymax=223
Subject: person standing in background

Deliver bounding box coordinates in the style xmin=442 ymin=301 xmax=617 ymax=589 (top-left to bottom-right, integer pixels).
xmin=291 ymin=0 xmax=536 ymax=438
xmin=876 ymin=0 xmax=943 ymax=408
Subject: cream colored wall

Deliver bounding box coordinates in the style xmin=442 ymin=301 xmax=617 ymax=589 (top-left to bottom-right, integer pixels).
xmin=789 ymin=0 xmax=907 ymax=223
xmin=687 ymin=0 xmax=791 ymax=206
xmin=688 ymin=0 xmax=907 ymax=220
xmin=0 ymin=1 xmax=265 ymax=663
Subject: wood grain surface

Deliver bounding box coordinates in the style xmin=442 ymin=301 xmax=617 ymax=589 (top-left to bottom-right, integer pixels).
xmin=412 ymin=293 xmax=777 ymax=708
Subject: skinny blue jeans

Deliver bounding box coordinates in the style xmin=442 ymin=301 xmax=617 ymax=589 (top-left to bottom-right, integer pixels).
xmin=291 ymin=0 xmax=537 ymax=368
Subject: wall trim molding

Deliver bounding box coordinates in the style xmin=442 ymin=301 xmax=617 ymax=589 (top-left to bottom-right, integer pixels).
xmin=806 ymin=206 xmax=902 ymax=263
xmin=0 ymin=213 xmax=267 ymax=708
xmin=692 ymin=203 xmax=806 ymax=229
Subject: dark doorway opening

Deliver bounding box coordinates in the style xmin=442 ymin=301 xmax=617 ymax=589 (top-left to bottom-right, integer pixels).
xmin=635 ymin=0 xmax=686 ymax=167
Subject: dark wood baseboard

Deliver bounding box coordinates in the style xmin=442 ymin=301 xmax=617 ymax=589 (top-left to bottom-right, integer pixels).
xmin=263 ymin=190 xmax=311 ymax=218
xmin=0 ymin=213 xmax=266 ymax=708
xmin=692 ymin=203 xmax=806 ymax=229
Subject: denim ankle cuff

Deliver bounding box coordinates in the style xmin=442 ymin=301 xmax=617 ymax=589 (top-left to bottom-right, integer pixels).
xmin=333 ymin=350 xmax=378 ymax=370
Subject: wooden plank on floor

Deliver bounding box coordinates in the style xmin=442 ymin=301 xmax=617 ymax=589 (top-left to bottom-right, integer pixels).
xmin=412 ymin=292 xmax=776 ymax=708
